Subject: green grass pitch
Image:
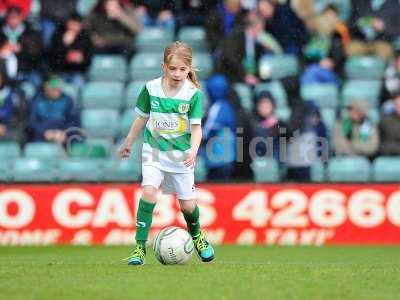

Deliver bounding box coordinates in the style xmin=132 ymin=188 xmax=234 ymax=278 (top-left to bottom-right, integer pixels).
xmin=1 ymin=245 xmax=400 ymax=300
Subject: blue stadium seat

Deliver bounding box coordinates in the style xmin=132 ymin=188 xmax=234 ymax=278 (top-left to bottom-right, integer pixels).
xmin=58 ymin=159 xmax=104 ymax=182
xmin=88 ymin=55 xmax=127 ymax=82
xmin=328 ymin=156 xmax=371 ymax=182
xmin=0 ymin=142 xmax=21 ymax=159
xmin=311 ymin=161 xmax=326 ymax=182
xmin=178 ymin=27 xmax=207 ymax=51
xmin=373 ymin=157 xmax=400 ymax=182
xmin=193 ymin=53 xmax=213 ymax=80
xmin=24 ymin=142 xmax=65 ymax=160
xmin=119 ymin=110 xmax=136 ymax=138
xmin=136 ymin=27 xmax=173 ymax=52
xmin=251 ymin=158 xmax=280 ymax=182
xmin=81 ymin=82 xmax=124 ymax=109
xmin=233 ymin=83 xmax=253 ymax=111
xmin=345 ymin=56 xmax=385 ymax=80
xmin=130 ymin=53 xmax=163 ymax=81
xmin=125 ymin=81 xmax=147 ymax=109
xmin=320 ymin=108 xmax=337 ymax=131
xmin=342 ymin=80 xmax=382 ymax=107
xmin=103 ymin=157 xmax=141 ymax=182
xmin=0 ymin=160 xmax=11 ymax=181
xmin=259 ymin=55 xmax=299 ymax=80
xmin=301 ymin=84 xmax=339 ymax=108
xmin=81 ymin=109 xmax=119 ymax=138
xmin=12 ymin=158 xmax=57 ymax=182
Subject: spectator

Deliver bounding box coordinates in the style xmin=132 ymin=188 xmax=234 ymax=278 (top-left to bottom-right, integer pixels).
xmin=333 ymin=100 xmax=379 ymax=157
xmin=380 ymin=93 xmax=400 ymax=155
xmin=300 ymin=56 xmax=340 ymax=86
xmin=135 ymin=0 xmax=175 ymax=30
xmin=303 ymin=5 xmax=348 ymax=73
xmin=0 ymin=68 xmax=16 ymax=140
xmin=27 ymin=75 xmax=80 ymax=142
xmin=205 ymin=0 xmax=245 ymax=54
xmin=202 ymin=74 xmax=237 ymax=181
xmin=258 ymin=0 xmax=308 ymax=55
xmin=286 ymin=101 xmax=329 ymax=182
xmin=217 ymin=12 xmax=281 ymax=85
xmin=39 ymin=0 xmax=78 ymax=47
xmin=253 ymin=90 xmax=286 ymax=161
xmin=0 ymin=33 xmax=17 ymax=81
xmin=384 ymin=50 xmax=400 ymax=97
xmin=175 ymin=0 xmax=216 ymax=28
xmin=49 ymin=13 xmax=92 ymax=87
xmin=0 ymin=0 xmax=31 ymax=19
xmin=347 ymin=0 xmax=400 ymax=61
xmin=0 ymin=6 xmax=43 ymax=85
xmin=87 ymin=0 xmax=141 ymax=54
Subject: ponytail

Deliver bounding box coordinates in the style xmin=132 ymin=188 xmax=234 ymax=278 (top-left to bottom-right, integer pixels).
xmin=188 ymin=69 xmax=201 ymax=89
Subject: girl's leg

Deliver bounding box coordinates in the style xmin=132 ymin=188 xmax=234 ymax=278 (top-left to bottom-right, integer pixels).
xmin=135 ymin=186 xmax=158 ymax=247
xmin=178 ymin=198 xmax=214 ymax=262
xmin=179 ymin=199 xmax=200 ymax=238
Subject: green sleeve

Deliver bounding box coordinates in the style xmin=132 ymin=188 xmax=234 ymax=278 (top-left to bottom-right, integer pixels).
xmin=135 ymin=86 xmax=150 ymax=116
xmin=188 ymin=91 xmax=203 ymax=123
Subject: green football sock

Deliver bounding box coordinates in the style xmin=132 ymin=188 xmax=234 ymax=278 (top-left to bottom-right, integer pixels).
xmin=183 ymin=205 xmax=201 ymax=238
xmin=135 ymin=198 xmax=156 ymax=247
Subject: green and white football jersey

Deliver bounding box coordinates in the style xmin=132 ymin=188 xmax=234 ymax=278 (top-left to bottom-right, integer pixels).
xmin=135 ymin=77 xmax=203 ymax=173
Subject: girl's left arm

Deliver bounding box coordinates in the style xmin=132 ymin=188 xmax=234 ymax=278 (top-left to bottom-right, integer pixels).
xmin=184 ymin=124 xmax=202 ymax=167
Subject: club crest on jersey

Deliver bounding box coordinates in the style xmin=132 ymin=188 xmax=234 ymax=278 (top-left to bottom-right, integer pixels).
xmin=178 ymin=103 xmax=190 ymax=114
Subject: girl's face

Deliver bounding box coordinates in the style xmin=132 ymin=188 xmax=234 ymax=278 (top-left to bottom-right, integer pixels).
xmin=162 ymin=56 xmax=190 ymax=88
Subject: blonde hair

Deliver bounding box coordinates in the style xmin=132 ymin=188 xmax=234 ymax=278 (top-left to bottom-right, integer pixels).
xmin=163 ymin=41 xmax=201 ymax=89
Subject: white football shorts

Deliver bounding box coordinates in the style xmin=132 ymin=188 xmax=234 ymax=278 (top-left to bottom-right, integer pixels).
xmin=141 ymin=165 xmax=196 ymax=200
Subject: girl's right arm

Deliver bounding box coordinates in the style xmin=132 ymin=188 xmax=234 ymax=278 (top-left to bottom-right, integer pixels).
xmin=118 ymin=116 xmax=148 ymax=158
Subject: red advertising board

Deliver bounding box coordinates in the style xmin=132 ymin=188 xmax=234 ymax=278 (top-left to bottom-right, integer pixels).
xmin=1 ymin=183 xmax=400 ymax=246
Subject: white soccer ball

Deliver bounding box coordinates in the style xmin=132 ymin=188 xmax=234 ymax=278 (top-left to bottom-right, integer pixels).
xmin=153 ymin=226 xmax=194 ymax=265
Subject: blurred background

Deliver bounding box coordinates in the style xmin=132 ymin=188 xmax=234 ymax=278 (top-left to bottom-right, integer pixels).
xmin=0 ymin=0 xmax=399 ymax=184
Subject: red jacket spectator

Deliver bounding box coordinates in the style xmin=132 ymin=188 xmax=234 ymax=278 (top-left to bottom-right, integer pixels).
xmin=0 ymin=0 xmax=31 ymax=19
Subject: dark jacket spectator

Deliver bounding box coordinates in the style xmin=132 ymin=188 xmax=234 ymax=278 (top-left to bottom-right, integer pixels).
xmin=40 ymin=0 xmax=77 ymax=23
xmin=216 ymin=12 xmax=277 ymax=85
xmin=87 ymin=0 xmax=141 ymax=54
xmin=205 ymin=0 xmax=245 ymax=53
xmin=380 ymin=94 xmax=400 ymax=155
xmin=175 ymin=0 xmax=216 ymax=27
xmin=258 ymin=0 xmax=308 ymax=55
xmin=303 ymin=5 xmax=347 ymax=72
xmin=253 ymin=91 xmax=286 ymax=161
xmin=347 ymin=0 xmax=399 ymax=60
xmin=0 ymin=70 xmax=14 ymax=139
xmin=28 ymin=75 xmax=80 ymax=142
xmin=334 ymin=100 xmax=379 ymax=157
xmin=134 ymin=0 xmax=175 ymax=29
xmin=286 ymin=101 xmax=329 ymax=181
xmin=0 ymin=6 xmax=42 ymax=73
xmin=202 ymin=74 xmax=237 ymax=180
xmin=49 ymin=13 xmax=93 ymax=74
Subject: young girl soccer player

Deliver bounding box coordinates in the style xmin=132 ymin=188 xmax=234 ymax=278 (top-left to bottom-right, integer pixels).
xmin=118 ymin=42 xmax=215 ymax=265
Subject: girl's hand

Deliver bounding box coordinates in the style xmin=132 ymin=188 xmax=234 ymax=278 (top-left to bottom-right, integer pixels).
xmin=184 ymin=151 xmax=197 ymax=168
xmin=118 ymin=142 xmax=132 ymax=158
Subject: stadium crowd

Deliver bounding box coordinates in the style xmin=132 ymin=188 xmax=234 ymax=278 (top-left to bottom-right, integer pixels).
xmin=0 ymin=0 xmax=400 ymax=183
